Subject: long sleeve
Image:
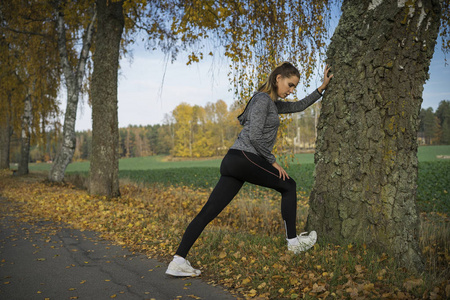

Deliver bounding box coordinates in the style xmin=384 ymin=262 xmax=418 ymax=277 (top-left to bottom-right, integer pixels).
xmin=275 ymin=89 xmax=323 ymax=114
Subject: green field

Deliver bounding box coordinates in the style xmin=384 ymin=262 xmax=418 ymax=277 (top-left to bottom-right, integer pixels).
xmin=28 ymin=145 xmax=450 ymax=172
xmin=27 ymin=145 xmax=450 ymax=213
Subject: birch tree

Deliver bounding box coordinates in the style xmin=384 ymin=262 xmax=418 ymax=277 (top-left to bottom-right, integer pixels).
xmin=49 ymin=0 xmax=96 ymax=182
xmin=0 ymin=0 xmax=61 ymax=174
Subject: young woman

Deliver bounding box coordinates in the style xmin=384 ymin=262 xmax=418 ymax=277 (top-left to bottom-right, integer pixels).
xmin=166 ymin=62 xmax=333 ymax=277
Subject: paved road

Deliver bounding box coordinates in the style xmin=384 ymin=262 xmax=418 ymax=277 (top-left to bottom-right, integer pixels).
xmin=0 ymin=200 xmax=238 ymax=300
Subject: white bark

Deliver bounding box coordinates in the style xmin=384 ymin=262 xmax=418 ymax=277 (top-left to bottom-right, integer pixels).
xmin=49 ymin=5 xmax=96 ymax=182
xmin=18 ymin=94 xmax=32 ymax=176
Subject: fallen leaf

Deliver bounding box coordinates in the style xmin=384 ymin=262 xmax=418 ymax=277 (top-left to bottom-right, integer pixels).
xmin=403 ymin=278 xmax=423 ymax=291
xmin=257 ymin=282 xmax=266 ymax=289
xmin=248 ymin=289 xmax=257 ymax=297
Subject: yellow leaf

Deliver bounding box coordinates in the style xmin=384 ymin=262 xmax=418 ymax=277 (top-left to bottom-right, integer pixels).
xmin=218 ymin=251 xmax=227 ymax=259
xmin=242 ymin=278 xmax=251 ymax=285
xmin=110 ymin=295 xmax=117 ymax=298
xmin=257 ymin=282 xmax=266 ymax=289
xmin=403 ymin=278 xmax=423 ymax=291
xmin=311 ymin=283 xmax=326 ymax=293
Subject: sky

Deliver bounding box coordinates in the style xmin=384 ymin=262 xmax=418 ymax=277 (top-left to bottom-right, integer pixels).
xmin=69 ymin=41 xmax=450 ymax=132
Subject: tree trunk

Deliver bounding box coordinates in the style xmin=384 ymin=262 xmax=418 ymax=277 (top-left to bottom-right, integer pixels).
xmin=48 ymin=4 xmax=96 ymax=182
xmin=18 ymin=94 xmax=32 ymax=176
xmin=306 ymin=0 xmax=442 ymax=273
xmin=0 ymin=94 xmax=12 ymax=170
xmin=89 ymin=0 xmax=124 ymax=197
xmin=0 ymin=122 xmax=11 ymax=170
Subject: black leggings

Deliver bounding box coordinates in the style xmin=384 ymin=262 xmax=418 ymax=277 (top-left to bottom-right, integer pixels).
xmin=175 ymin=149 xmax=298 ymax=258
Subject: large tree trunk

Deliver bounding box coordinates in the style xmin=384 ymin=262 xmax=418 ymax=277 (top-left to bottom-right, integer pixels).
xmin=89 ymin=0 xmax=124 ymax=197
xmin=306 ymin=0 xmax=442 ymax=273
xmin=17 ymin=94 xmax=32 ymax=176
xmin=48 ymin=4 xmax=96 ymax=182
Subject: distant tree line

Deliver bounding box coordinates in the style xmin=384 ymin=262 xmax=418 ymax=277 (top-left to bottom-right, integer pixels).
xmin=7 ymin=100 xmax=449 ymax=164
xmin=418 ymin=100 xmax=450 ymax=145
xmin=70 ymin=100 xmax=322 ymax=161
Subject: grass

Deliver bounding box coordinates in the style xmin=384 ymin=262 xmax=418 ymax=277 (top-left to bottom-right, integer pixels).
xmin=26 ymin=145 xmax=450 ymax=173
xmin=26 ymin=145 xmax=450 ymax=216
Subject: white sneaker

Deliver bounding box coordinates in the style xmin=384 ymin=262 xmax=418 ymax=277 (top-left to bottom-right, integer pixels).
xmin=287 ymin=231 xmax=317 ymax=254
xmin=165 ymin=259 xmax=201 ymax=277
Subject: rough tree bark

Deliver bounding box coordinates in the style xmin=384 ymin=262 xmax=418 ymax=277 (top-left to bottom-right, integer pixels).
xmin=17 ymin=94 xmax=32 ymax=176
xmin=48 ymin=4 xmax=96 ymax=182
xmin=306 ymin=0 xmax=442 ymax=273
xmin=89 ymin=0 xmax=124 ymax=197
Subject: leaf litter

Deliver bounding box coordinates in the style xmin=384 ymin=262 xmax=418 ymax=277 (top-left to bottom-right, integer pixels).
xmin=0 ymin=170 xmax=449 ymax=299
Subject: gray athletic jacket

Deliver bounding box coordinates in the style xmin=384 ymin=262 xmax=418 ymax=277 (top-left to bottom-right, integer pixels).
xmin=230 ymin=90 xmax=323 ymax=164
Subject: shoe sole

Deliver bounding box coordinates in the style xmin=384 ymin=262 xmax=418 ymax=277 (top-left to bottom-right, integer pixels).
xmin=165 ymin=269 xmax=201 ymax=277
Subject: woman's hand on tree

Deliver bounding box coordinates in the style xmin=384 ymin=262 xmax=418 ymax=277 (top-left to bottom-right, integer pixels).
xmin=318 ymin=65 xmax=333 ymax=93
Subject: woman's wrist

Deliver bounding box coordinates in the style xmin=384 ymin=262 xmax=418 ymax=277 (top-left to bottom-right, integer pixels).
xmin=318 ymin=85 xmax=326 ymax=94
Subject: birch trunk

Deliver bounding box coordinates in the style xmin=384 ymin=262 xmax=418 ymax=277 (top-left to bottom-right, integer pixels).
xmin=48 ymin=5 xmax=96 ymax=182
xmin=17 ymin=94 xmax=32 ymax=176
xmin=306 ymin=0 xmax=442 ymax=273
xmin=89 ymin=0 xmax=124 ymax=197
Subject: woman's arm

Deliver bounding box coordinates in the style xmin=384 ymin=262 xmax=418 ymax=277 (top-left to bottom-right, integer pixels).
xmin=276 ymin=65 xmax=333 ymax=114
xmin=275 ymin=90 xmax=322 ymax=114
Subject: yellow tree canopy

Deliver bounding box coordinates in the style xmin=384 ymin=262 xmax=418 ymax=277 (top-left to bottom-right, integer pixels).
xmin=141 ymin=0 xmax=333 ymax=101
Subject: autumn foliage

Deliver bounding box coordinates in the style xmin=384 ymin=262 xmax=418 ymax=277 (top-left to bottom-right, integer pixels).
xmin=1 ymin=170 xmax=448 ymax=299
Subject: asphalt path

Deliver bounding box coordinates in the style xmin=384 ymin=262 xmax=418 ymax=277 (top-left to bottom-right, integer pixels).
xmin=0 ymin=198 xmax=238 ymax=300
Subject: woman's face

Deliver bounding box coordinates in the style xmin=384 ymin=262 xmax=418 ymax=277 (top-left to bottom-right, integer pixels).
xmin=276 ymin=75 xmax=299 ymax=99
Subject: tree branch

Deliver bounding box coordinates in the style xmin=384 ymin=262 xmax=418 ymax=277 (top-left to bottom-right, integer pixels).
xmin=0 ymin=25 xmax=51 ymax=38
xmin=76 ymin=6 xmax=97 ymax=90
xmin=55 ymin=6 xmax=74 ymax=88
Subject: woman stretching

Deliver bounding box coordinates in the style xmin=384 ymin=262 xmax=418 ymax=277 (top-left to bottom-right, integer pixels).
xmin=166 ymin=62 xmax=333 ymax=277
